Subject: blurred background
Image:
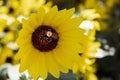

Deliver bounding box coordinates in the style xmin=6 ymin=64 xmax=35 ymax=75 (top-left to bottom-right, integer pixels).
xmin=0 ymin=0 xmax=120 ymax=80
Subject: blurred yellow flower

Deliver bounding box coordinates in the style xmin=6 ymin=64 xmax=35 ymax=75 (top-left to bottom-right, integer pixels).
xmin=0 ymin=16 xmax=20 ymax=43
xmin=0 ymin=0 xmax=3 ymax=5
xmin=84 ymin=30 xmax=101 ymax=57
xmin=1 ymin=31 xmax=16 ymax=43
xmin=78 ymin=0 xmax=119 ymax=32
xmin=15 ymin=6 xmax=86 ymax=79
xmin=0 ymin=46 xmax=14 ymax=65
xmin=81 ymin=9 xmax=100 ymax=20
xmin=0 ymin=6 xmax=9 ymax=14
xmin=73 ymin=30 xmax=100 ymax=73
xmin=19 ymin=0 xmax=52 ymax=16
xmin=0 ymin=19 xmax=7 ymax=33
xmin=7 ymin=0 xmax=20 ymax=16
xmin=80 ymin=9 xmax=101 ymax=31
xmin=0 ymin=0 xmax=20 ymax=16
xmin=84 ymin=71 xmax=98 ymax=80
xmin=73 ymin=17 xmax=101 ymax=80
xmin=84 ymin=0 xmax=100 ymax=9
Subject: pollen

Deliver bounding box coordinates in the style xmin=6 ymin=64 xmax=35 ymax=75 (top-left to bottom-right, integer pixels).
xmin=46 ymin=31 xmax=53 ymax=37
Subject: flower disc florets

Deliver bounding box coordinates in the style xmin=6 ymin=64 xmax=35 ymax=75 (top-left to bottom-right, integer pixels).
xmin=32 ymin=25 xmax=59 ymax=52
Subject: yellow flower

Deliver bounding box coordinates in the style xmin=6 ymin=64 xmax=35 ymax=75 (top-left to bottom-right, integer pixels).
xmin=7 ymin=0 xmax=20 ymax=16
xmin=15 ymin=6 xmax=86 ymax=79
xmin=84 ymin=72 xmax=98 ymax=80
xmin=80 ymin=9 xmax=101 ymax=31
xmin=19 ymin=0 xmax=52 ymax=16
xmin=0 ymin=6 xmax=9 ymax=14
xmin=0 ymin=0 xmax=3 ymax=5
xmin=77 ymin=0 xmax=119 ymax=32
xmin=0 ymin=19 xmax=7 ymax=33
xmin=106 ymin=0 xmax=119 ymax=9
xmin=0 ymin=0 xmax=20 ymax=16
xmin=83 ymin=64 xmax=98 ymax=80
xmin=73 ymin=29 xmax=100 ymax=79
xmin=78 ymin=9 xmax=101 ymax=67
xmin=74 ymin=8 xmax=101 ymax=78
xmin=1 ymin=31 xmax=16 ymax=43
xmin=78 ymin=0 xmax=100 ymax=10
xmin=0 ymin=46 xmax=14 ymax=65
xmin=84 ymin=0 xmax=100 ymax=9
xmin=80 ymin=9 xmax=100 ymax=20
xmin=0 ymin=17 xmax=20 ymax=43
xmin=84 ymin=30 xmax=101 ymax=57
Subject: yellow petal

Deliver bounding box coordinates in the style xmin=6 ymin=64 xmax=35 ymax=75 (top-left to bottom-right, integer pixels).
xmin=19 ymin=52 xmax=29 ymax=72
xmin=51 ymin=8 xmax=75 ymax=27
xmin=56 ymin=18 xmax=82 ymax=33
xmin=38 ymin=53 xmax=48 ymax=79
xmin=27 ymin=53 xmax=41 ymax=79
xmin=73 ymin=63 xmax=78 ymax=73
xmin=43 ymin=6 xmax=58 ymax=25
xmin=37 ymin=7 xmax=46 ymax=25
xmin=53 ymin=47 xmax=79 ymax=69
xmin=45 ymin=52 xmax=60 ymax=78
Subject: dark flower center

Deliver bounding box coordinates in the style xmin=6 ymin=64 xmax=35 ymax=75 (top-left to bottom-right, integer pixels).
xmin=32 ymin=25 xmax=59 ymax=52
xmin=9 ymin=7 xmax=14 ymax=13
xmin=6 ymin=57 xmax=13 ymax=63
xmin=78 ymin=53 xmax=83 ymax=56
xmin=4 ymin=27 xmax=10 ymax=33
